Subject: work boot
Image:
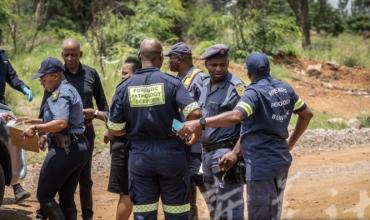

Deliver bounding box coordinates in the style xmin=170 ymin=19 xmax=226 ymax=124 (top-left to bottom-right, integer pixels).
xmin=42 ymin=201 xmax=66 ymax=220
xmin=36 ymin=208 xmax=47 ymax=220
xmin=12 ymin=183 xmax=31 ymax=204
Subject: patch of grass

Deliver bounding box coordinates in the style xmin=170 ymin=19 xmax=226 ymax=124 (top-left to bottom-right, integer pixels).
xmin=290 ymin=111 xmax=349 ymax=130
xmin=298 ymin=33 xmax=370 ymax=68
xmin=270 ymin=63 xmax=290 ymax=81
xmin=26 ymin=150 xmax=47 ymax=165
xmin=357 ymin=113 xmax=370 ymax=128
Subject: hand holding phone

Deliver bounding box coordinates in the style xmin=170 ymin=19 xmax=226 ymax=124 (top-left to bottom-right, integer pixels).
xmin=172 ymin=119 xmax=184 ymax=133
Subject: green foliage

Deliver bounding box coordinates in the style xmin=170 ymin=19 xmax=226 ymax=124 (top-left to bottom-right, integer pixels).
xmin=299 ymin=33 xmax=370 ymax=68
xmin=357 ymin=114 xmax=370 ymax=128
xmin=346 ymin=14 xmax=370 ymax=33
xmin=290 ymin=111 xmax=349 ymax=130
xmin=192 ymin=40 xmax=216 ymax=56
xmin=124 ymin=0 xmax=185 ymax=47
xmin=230 ymin=9 xmax=300 ymax=59
xmin=185 ymin=5 xmax=226 ymax=42
xmin=310 ymin=1 xmax=345 ymax=36
xmin=270 ymin=64 xmax=290 ymax=80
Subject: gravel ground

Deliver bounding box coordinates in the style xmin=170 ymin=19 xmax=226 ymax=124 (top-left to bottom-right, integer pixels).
xmin=92 ymin=128 xmax=370 ymax=174
xmin=21 ymin=128 xmax=370 ymax=190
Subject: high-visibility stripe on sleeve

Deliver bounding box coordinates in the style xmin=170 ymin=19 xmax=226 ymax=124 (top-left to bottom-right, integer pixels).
xmin=293 ymin=98 xmax=305 ymax=111
xmin=133 ymin=202 xmax=158 ymax=213
xmin=163 ymin=203 xmax=190 ymax=214
xmin=182 ymin=102 xmax=200 ymax=118
xmin=107 ymin=120 xmax=126 ymax=131
xmin=235 ymin=101 xmax=254 ymax=117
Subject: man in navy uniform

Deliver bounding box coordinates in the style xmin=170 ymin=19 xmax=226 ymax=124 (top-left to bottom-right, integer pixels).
xmin=24 ymin=57 xmax=89 ymax=219
xmin=179 ymin=52 xmax=313 ymax=220
xmin=192 ymin=44 xmax=245 ymax=220
xmin=166 ymin=42 xmax=208 ymax=220
xmin=39 ymin=38 xmax=109 ymax=220
xmin=108 ymin=38 xmax=202 ymax=220
xmin=0 ymin=49 xmax=32 ymax=203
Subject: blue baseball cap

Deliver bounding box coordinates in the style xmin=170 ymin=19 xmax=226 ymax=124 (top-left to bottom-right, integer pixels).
xmin=245 ymin=52 xmax=270 ymax=76
xmin=33 ymin=57 xmax=64 ymax=79
xmin=201 ymin=44 xmax=229 ymax=60
xmin=165 ymin=42 xmax=192 ymax=56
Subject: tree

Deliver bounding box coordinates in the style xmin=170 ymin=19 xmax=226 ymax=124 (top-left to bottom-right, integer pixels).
xmin=287 ymin=0 xmax=311 ymax=48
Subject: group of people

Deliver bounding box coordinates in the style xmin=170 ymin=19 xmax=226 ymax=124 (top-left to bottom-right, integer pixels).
xmin=0 ymin=36 xmax=313 ymax=220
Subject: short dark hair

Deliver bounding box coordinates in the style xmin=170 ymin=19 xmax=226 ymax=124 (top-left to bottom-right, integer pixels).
xmin=124 ymin=57 xmax=142 ymax=72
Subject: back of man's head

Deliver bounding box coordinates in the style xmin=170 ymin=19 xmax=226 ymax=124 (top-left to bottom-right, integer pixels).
xmin=139 ymin=39 xmax=163 ymax=68
xmin=245 ymin=52 xmax=270 ymax=77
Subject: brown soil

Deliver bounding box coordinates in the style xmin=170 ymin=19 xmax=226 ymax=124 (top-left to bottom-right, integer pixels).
xmin=194 ymin=56 xmax=370 ymax=119
xmin=1 ymin=144 xmax=370 ymax=219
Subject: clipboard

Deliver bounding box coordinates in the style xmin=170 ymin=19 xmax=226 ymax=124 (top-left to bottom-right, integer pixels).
xmin=7 ymin=121 xmax=40 ymax=153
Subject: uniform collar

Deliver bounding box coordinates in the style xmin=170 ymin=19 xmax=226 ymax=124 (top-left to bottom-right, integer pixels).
xmin=252 ymin=75 xmax=271 ymax=84
xmin=178 ymin=66 xmax=195 ymax=80
xmin=64 ymin=62 xmax=83 ymax=75
xmin=135 ymin=67 xmax=160 ymax=74
xmin=211 ymin=72 xmax=231 ymax=89
xmin=204 ymin=72 xmax=231 ymax=95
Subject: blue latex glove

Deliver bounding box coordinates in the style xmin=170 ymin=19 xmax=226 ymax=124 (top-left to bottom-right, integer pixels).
xmin=21 ymin=87 xmax=33 ymax=102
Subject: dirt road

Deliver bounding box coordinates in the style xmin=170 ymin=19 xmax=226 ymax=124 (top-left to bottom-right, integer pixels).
xmin=1 ymin=144 xmax=370 ymax=219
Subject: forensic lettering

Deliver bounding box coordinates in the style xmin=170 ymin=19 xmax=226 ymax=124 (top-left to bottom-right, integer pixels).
xmin=128 ymin=83 xmax=165 ymax=107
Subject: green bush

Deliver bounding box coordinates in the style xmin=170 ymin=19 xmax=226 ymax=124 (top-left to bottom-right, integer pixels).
xmin=357 ymin=114 xmax=370 ymax=128
xmin=310 ymin=2 xmax=345 ymax=36
xmin=229 ymin=10 xmax=300 ymax=60
xmin=185 ymin=5 xmax=226 ymax=42
xmin=346 ymin=14 xmax=370 ymax=33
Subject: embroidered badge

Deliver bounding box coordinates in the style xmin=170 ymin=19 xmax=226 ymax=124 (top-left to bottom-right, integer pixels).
xmin=51 ymin=91 xmax=59 ymax=101
xmin=235 ymin=84 xmax=245 ymax=97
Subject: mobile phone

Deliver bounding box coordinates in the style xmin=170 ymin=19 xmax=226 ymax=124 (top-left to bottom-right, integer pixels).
xmin=172 ymin=119 xmax=184 ymax=133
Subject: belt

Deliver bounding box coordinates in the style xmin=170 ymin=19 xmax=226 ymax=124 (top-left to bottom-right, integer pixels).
xmin=49 ymin=133 xmax=84 ymax=145
xmin=203 ymin=139 xmax=238 ymax=153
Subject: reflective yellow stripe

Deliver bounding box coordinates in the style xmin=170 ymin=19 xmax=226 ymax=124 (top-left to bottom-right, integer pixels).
xmin=182 ymin=102 xmax=200 ymax=118
xmin=107 ymin=120 xmax=126 ymax=131
xmin=163 ymin=203 xmax=190 ymax=214
xmin=183 ymin=68 xmax=202 ymax=89
xmin=294 ymin=98 xmax=305 ymax=111
xmin=236 ymin=101 xmax=254 ymax=117
xmin=133 ymin=202 xmax=158 ymax=213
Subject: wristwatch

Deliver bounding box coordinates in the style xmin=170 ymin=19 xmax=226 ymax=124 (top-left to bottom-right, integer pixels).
xmin=199 ymin=117 xmax=206 ymax=130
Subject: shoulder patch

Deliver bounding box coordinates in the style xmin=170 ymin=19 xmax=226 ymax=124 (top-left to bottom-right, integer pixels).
xmin=51 ymin=91 xmax=59 ymax=101
xmin=235 ymin=83 xmax=245 ymax=97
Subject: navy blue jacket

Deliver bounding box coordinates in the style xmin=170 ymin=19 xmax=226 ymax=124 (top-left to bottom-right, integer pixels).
xmin=0 ymin=50 xmax=28 ymax=104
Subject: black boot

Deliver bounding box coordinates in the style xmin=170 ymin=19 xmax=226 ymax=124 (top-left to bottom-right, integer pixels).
xmin=12 ymin=183 xmax=31 ymax=204
xmin=189 ymin=184 xmax=198 ymax=220
xmin=60 ymin=207 xmax=77 ymax=220
xmin=41 ymin=201 xmax=66 ymax=220
xmin=36 ymin=208 xmax=47 ymax=220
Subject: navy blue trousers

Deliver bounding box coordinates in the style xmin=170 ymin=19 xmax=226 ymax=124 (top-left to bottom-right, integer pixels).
xmin=246 ymin=168 xmax=289 ymax=220
xmin=37 ymin=136 xmax=89 ymax=220
xmin=129 ymin=140 xmax=190 ymax=220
